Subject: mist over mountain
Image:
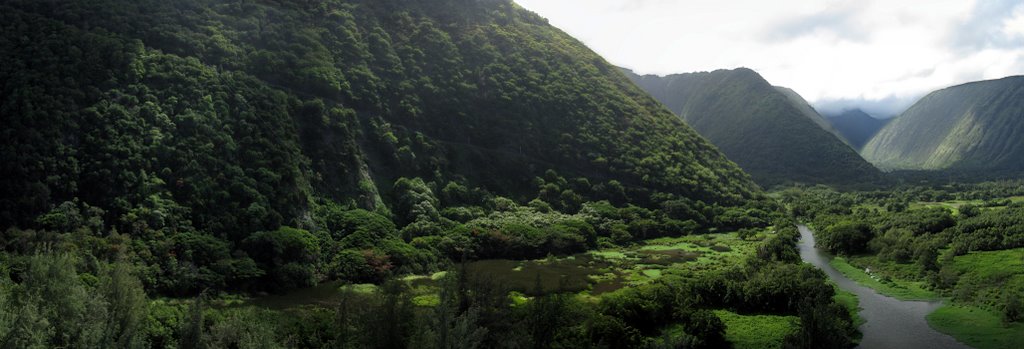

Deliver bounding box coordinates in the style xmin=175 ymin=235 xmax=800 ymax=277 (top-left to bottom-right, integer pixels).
xmin=623 ymin=67 xmax=880 ymax=187
xmin=823 ymin=109 xmax=891 ymax=150
xmin=863 ymin=75 xmax=1024 ymax=172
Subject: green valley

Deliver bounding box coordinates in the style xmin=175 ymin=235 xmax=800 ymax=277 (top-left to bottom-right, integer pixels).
xmin=623 ymin=68 xmax=881 ymax=187
xmin=2 ymin=0 xmax=1023 ymax=348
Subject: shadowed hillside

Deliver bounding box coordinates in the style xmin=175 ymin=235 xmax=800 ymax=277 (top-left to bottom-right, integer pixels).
xmin=624 ymin=68 xmax=881 ymax=187
xmin=824 ymin=109 xmax=890 ymax=150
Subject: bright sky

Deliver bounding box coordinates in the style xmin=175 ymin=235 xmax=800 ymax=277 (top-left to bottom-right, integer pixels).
xmin=514 ymin=0 xmax=1024 ymax=117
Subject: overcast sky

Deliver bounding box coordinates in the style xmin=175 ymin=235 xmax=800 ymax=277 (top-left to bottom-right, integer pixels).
xmin=514 ymin=0 xmax=1024 ymax=117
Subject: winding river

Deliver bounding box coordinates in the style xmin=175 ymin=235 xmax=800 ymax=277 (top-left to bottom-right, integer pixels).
xmin=796 ymin=225 xmax=971 ymax=349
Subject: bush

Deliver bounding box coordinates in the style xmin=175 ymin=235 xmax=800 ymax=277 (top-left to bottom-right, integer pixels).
xmin=819 ymin=221 xmax=874 ymax=255
xmin=243 ymin=227 xmax=320 ymax=291
xmin=322 ymin=208 xmax=396 ymax=241
xmin=330 ymin=250 xmax=380 ymax=283
xmin=680 ymin=309 xmax=727 ymax=349
xmin=1004 ymin=292 xmax=1022 ymax=325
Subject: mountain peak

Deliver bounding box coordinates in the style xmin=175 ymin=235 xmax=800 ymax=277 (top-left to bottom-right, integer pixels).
xmin=823 ymin=109 xmax=890 ymax=150
xmin=622 ymin=68 xmax=880 ymax=186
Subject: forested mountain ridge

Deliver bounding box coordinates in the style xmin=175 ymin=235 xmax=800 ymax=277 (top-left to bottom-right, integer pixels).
xmin=0 ymin=0 xmax=766 ymax=295
xmin=773 ymin=86 xmax=843 ymax=139
xmin=863 ymin=76 xmax=1024 ymax=171
xmin=823 ymin=109 xmax=890 ymax=150
xmin=623 ymin=67 xmax=881 ymax=187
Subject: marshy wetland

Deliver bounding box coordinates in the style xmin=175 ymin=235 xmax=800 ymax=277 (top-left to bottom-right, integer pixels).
xmin=243 ymin=230 xmax=806 ymax=348
xmin=253 ymin=232 xmax=761 ymax=308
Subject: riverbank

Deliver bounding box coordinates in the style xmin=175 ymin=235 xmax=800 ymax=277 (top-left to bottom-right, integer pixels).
xmin=828 ymin=252 xmax=1024 ymax=349
xmin=929 ymin=305 xmax=1024 ymax=349
xmin=796 ymin=225 xmax=970 ymax=349
xmin=828 ymin=256 xmax=937 ymax=300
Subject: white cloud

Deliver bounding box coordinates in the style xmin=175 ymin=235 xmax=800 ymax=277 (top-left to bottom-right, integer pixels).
xmin=1004 ymin=5 xmax=1024 ymax=39
xmin=514 ymin=0 xmax=1024 ymax=116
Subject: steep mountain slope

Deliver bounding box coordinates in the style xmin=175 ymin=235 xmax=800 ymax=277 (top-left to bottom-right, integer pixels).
xmin=0 ymin=0 xmax=767 ymax=292
xmin=774 ymin=86 xmax=842 ymax=137
xmin=824 ymin=109 xmax=890 ymax=150
xmin=624 ymin=68 xmax=880 ymax=186
xmin=863 ymin=76 xmax=1024 ymax=171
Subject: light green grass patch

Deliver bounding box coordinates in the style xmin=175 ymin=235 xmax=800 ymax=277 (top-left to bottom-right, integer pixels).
xmin=908 ymin=199 xmax=980 ymax=215
xmin=509 ymin=291 xmax=530 ymax=306
xmin=412 ymin=294 xmax=440 ymax=307
xmin=952 ymin=248 xmax=1024 ymax=281
xmin=590 ymin=250 xmax=628 ymax=260
xmin=340 ymin=283 xmax=378 ymax=294
xmin=949 ymin=248 xmax=1024 ymax=310
xmin=641 ymin=269 xmax=662 ymax=278
xmin=713 ymin=310 xmax=798 ymax=349
xmin=927 ymin=305 xmax=1024 ymax=349
xmin=829 ymin=257 xmax=937 ymax=300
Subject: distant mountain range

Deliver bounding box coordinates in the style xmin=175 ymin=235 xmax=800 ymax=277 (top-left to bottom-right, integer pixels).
xmin=863 ymin=76 xmax=1024 ymax=172
xmin=623 ymin=68 xmax=880 ymax=186
xmin=823 ymin=109 xmax=890 ymax=150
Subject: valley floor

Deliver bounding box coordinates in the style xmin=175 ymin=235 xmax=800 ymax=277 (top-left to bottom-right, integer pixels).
xmin=236 ymin=228 xmax=813 ymax=348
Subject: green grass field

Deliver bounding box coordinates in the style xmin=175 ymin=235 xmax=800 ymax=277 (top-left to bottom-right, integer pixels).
xmin=829 ymin=257 xmax=938 ymax=300
xmin=908 ymin=199 xmax=980 ymax=214
xmin=950 ymin=248 xmax=1024 ymax=309
xmin=713 ymin=310 xmax=798 ymax=349
xmin=908 ymin=196 xmax=1024 ymax=215
xmin=927 ymin=305 xmax=1024 ymax=349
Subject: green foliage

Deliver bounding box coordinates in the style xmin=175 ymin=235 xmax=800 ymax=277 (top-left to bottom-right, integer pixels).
xmin=756 ymin=226 xmax=801 ymax=263
xmin=99 ymin=262 xmax=149 ymax=348
xmin=783 ymin=299 xmax=856 ymax=349
xmin=950 ymin=206 xmax=1024 ymax=253
xmin=243 ymin=227 xmax=320 ymax=291
xmin=0 ymin=254 xmax=149 ymax=348
xmin=783 ymin=183 xmax=1024 ymax=347
xmin=1004 ymin=291 xmax=1022 ymax=325
xmin=0 ymin=0 xmax=768 ymax=298
xmin=319 ymin=206 xmax=397 ymax=249
xmin=818 ymin=221 xmax=875 ymax=255
xmin=203 ymin=307 xmax=281 ymax=349
xmin=393 ymin=177 xmax=441 ymax=225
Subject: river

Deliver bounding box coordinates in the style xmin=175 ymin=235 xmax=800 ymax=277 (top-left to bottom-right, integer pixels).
xmin=796 ymin=225 xmax=971 ymax=349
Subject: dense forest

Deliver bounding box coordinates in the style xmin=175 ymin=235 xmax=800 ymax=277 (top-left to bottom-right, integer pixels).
xmin=0 ymin=0 xmax=869 ymax=347
xmin=8 ymin=0 xmax=1020 ymax=348
xmin=0 ymin=0 xmax=765 ymax=294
